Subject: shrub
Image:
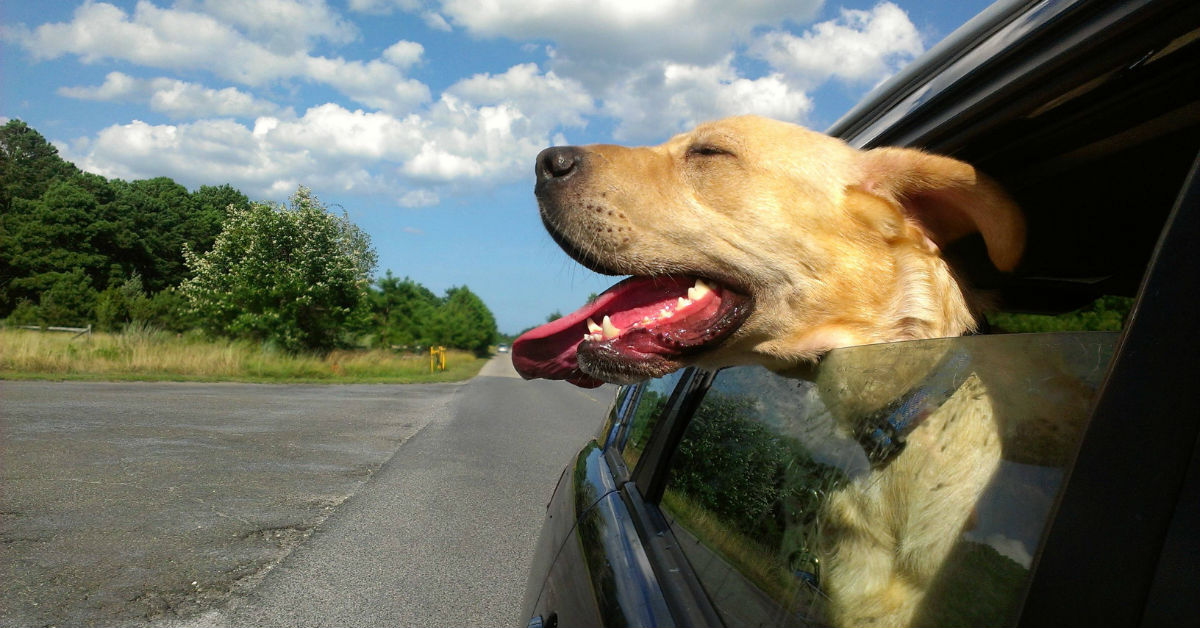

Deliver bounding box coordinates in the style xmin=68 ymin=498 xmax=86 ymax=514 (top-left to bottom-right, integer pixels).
xmin=180 ymin=187 xmax=376 ymax=353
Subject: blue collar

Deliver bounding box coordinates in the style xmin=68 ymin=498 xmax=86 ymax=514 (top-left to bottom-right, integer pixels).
xmin=855 ymin=348 xmax=972 ymax=466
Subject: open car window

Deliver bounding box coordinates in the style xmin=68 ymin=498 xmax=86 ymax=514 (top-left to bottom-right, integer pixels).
xmin=658 ymin=332 xmax=1118 ymax=627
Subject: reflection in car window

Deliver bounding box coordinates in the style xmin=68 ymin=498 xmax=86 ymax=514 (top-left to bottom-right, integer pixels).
xmin=600 ymin=384 xmax=640 ymax=449
xmin=660 ymin=332 xmax=1117 ymax=627
xmin=619 ymin=370 xmax=684 ymax=471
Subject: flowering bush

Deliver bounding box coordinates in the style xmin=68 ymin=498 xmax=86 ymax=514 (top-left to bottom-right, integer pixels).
xmin=181 ymin=187 xmax=376 ymax=353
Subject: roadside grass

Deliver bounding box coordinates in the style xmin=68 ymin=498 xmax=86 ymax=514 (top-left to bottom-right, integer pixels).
xmin=0 ymin=327 xmax=487 ymax=383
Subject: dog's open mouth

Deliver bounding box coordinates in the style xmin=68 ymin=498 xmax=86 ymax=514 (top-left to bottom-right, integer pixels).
xmin=512 ymin=275 xmax=753 ymax=388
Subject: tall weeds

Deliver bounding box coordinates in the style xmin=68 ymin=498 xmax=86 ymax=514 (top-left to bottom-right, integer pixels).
xmin=0 ymin=327 xmax=485 ymax=383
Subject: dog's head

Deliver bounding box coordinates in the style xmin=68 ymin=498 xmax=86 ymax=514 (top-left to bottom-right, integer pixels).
xmin=513 ymin=116 xmax=1024 ymax=387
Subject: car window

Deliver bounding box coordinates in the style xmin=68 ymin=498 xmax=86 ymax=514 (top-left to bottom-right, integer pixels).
xmin=658 ymin=332 xmax=1117 ymax=627
xmin=617 ymin=370 xmax=684 ymax=471
xmin=599 ymin=384 xmax=640 ymax=448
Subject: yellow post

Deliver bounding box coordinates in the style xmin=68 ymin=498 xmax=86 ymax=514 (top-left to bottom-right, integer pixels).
xmin=439 ymin=346 xmax=446 ymax=371
xmin=430 ymin=346 xmax=435 ymax=373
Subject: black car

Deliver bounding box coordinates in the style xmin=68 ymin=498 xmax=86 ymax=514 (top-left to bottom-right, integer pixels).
xmin=522 ymin=0 xmax=1200 ymax=626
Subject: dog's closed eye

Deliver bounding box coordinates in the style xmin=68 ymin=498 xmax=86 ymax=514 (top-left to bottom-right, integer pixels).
xmin=687 ymin=143 xmax=735 ymax=158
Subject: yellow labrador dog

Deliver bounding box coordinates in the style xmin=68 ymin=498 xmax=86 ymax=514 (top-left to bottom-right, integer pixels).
xmin=512 ymin=115 xmax=1026 ymax=626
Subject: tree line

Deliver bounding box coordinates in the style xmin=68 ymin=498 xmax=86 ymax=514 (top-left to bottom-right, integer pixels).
xmin=0 ymin=119 xmax=497 ymax=355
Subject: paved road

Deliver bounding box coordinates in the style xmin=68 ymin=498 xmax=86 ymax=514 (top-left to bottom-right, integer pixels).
xmin=1 ymin=357 xmax=612 ymax=627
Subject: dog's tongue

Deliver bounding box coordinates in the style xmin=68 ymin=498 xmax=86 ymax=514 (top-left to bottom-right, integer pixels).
xmin=512 ymin=276 xmax=698 ymax=388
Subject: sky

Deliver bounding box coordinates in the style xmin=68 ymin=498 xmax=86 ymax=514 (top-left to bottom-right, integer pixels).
xmin=1 ymin=0 xmax=995 ymax=335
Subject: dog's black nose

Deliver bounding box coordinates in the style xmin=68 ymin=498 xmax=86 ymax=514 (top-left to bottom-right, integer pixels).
xmin=536 ymin=146 xmax=583 ymax=182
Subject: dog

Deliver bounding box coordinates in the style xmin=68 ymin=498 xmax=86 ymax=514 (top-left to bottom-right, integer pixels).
xmin=512 ymin=115 xmax=1028 ymax=626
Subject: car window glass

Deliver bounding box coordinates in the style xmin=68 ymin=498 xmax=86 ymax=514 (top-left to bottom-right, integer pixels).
xmin=659 ymin=332 xmax=1117 ymax=627
xmin=600 ymin=384 xmax=640 ymax=448
xmin=619 ymin=370 xmax=684 ymax=471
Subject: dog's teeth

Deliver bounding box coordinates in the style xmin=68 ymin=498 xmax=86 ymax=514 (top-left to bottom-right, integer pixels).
xmin=586 ymin=318 xmax=602 ymax=334
xmin=601 ymin=315 xmax=621 ymax=339
xmin=687 ymin=279 xmax=711 ymax=301
xmin=659 ymin=307 xmax=674 ymax=319
xmin=677 ymin=297 xmax=692 ymax=309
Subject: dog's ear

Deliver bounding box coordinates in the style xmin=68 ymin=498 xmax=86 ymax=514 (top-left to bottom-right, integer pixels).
xmin=857 ymin=147 xmax=1025 ymax=271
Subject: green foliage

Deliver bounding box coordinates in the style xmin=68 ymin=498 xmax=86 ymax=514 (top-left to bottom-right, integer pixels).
xmin=33 ymin=269 xmax=98 ymax=327
xmin=988 ymin=295 xmax=1134 ymax=333
xmin=0 ymin=122 xmax=230 ymax=319
xmin=429 ymin=285 xmax=498 ymax=357
xmin=0 ymin=119 xmax=80 ymax=214
xmin=0 ymin=120 xmax=502 ymax=348
xmin=369 ymin=270 xmax=440 ymax=348
xmin=142 ymin=288 xmax=196 ymax=333
xmin=670 ymin=391 xmax=844 ymax=550
xmin=671 ymin=394 xmax=789 ymax=539
xmin=181 ymin=187 xmax=377 ymax=353
xmin=95 ymin=274 xmax=152 ymax=332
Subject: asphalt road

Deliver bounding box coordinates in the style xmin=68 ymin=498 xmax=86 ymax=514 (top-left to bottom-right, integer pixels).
xmin=0 ymin=356 xmax=612 ymax=627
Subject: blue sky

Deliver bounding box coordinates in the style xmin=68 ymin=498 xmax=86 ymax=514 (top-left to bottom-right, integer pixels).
xmin=1 ymin=0 xmax=993 ymax=335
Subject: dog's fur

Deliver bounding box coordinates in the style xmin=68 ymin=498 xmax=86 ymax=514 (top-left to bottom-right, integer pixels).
xmin=534 ymin=116 xmax=1033 ymax=626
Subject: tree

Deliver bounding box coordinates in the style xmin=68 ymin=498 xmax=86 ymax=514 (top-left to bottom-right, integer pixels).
xmin=95 ymin=273 xmax=151 ymax=331
xmin=3 ymin=174 xmax=115 ymax=315
xmin=370 ymin=271 xmax=439 ymax=348
xmin=189 ymin=184 xmax=250 ymax=255
xmin=34 ymin=269 xmax=98 ymax=327
xmin=430 ymin=285 xmax=498 ymax=357
xmin=180 ymin=187 xmax=377 ymax=353
xmin=0 ymin=119 xmax=80 ymax=215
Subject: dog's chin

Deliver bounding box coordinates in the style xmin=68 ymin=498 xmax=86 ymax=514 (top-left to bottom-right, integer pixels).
xmin=576 ymin=344 xmax=683 ymax=385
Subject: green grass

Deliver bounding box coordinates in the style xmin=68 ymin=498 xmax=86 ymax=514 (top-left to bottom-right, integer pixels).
xmin=0 ymin=327 xmax=487 ymax=383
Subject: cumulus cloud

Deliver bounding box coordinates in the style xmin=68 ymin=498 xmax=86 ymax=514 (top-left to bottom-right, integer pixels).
xmin=447 ymin=63 xmax=594 ymax=129
xmin=601 ymin=57 xmax=812 ymax=142
xmin=382 ymin=40 xmax=424 ymax=68
xmin=11 ymin=0 xmax=929 ymax=209
xmin=175 ymin=0 xmax=359 ymax=53
xmin=57 ymin=63 xmax=591 ymax=206
xmin=753 ymin=2 xmax=924 ymax=88
xmin=5 ymin=1 xmax=428 ymax=112
xmin=346 ymin=0 xmax=420 ymax=14
xmin=59 ymin=72 xmax=282 ymax=119
xmin=439 ymin=0 xmax=821 ymax=76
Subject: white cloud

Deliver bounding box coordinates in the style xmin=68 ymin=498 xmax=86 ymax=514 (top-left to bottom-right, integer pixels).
xmin=752 ymin=2 xmax=924 ymax=88
xmin=602 ymin=57 xmax=813 ymax=142
xmin=301 ymin=56 xmax=430 ymax=112
xmin=15 ymin=0 xmax=930 ymax=210
xmin=399 ymin=193 xmax=438 ymax=209
xmin=59 ymin=72 xmax=282 ymax=119
xmin=175 ymin=0 xmax=359 ymax=53
xmin=56 ymin=63 xmax=585 ymax=205
xmin=382 ymin=40 xmax=424 ymax=68
xmin=438 ymin=0 xmax=821 ymax=75
xmin=422 ymin=11 xmax=452 ymax=32
xmin=346 ymin=0 xmax=419 ymax=14
xmin=6 ymin=1 xmax=428 ymax=112
xmin=447 ymin=63 xmax=594 ymax=129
